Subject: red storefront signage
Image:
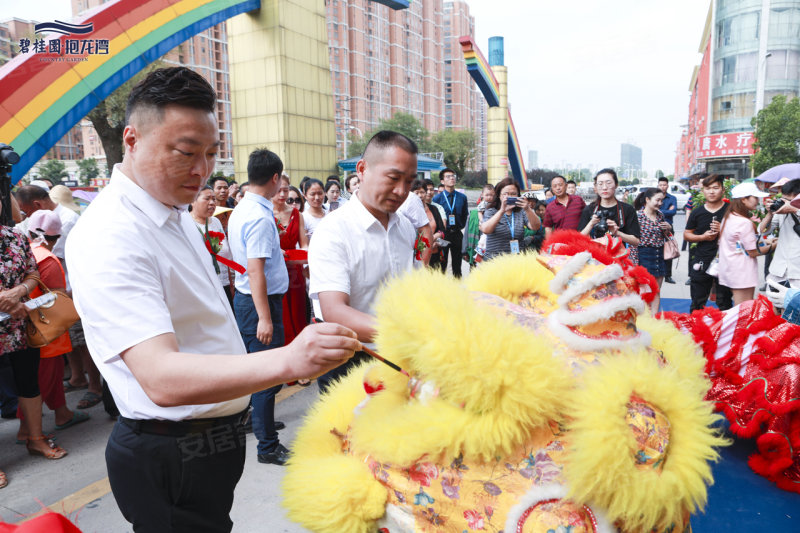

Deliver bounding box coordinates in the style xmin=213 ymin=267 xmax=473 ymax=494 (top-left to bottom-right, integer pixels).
xmin=696 ymin=132 xmax=755 ymax=159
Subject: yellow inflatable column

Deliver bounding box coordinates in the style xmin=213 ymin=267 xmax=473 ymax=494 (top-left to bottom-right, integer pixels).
xmin=487 ymin=36 xmax=509 ymax=186
xmin=228 ymin=0 xmax=336 ymax=183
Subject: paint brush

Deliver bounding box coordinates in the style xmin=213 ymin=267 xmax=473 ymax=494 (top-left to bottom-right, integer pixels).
xmin=313 ymin=318 xmax=409 ymax=376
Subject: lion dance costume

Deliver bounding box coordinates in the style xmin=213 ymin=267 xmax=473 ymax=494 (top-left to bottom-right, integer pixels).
xmin=283 ymin=231 xmax=727 ymax=532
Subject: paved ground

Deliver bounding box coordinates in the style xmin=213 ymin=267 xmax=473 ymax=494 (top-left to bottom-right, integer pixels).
xmin=1 ymin=384 xmax=318 ymax=532
xmin=0 ymin=209 xmax=772 ymax=531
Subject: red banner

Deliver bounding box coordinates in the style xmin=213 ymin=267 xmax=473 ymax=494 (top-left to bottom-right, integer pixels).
xmin=696 ymin=132 xmax=755 ymax=159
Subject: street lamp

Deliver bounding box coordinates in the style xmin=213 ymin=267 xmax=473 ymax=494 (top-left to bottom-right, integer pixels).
xmin=341 ymin=124 xmax=363 ymax=159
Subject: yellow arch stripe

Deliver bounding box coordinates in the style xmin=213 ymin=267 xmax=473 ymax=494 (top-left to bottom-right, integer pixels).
xmin=0 ymin=0 xmax=211 ymax=142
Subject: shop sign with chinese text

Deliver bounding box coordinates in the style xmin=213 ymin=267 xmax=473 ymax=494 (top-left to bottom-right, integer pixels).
xmin=696 ymin=132 xmax=754 ymax=159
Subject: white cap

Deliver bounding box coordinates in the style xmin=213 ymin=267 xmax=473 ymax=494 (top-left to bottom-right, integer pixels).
xmin=731 ymin=182 xmax=769 ymax=199
xmin=29 ymin=179 xmax=51 ymax=191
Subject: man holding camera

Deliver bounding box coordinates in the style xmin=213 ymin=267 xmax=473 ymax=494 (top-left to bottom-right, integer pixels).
xmin=578 ymin=168 xmax=640 ymax=245
xmin=683 ymin=174 xmax=732 ymax=311
xmin=759 ymin=178 xmax=800 ymax=292
xmin=432 ymin=168 xmax=468 ymax=278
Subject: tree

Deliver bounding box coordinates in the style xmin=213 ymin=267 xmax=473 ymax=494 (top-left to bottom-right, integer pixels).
xmin=430 ymin=129 xmax=476 ymax=178
xmin=76 ymin=158 xmax=100 ymax=186
xmin=655 ymin=169 xmax=664 ymax=179
xmin=345 ymin=111 xmax=431 ymax=159
xmin=751 ymin=94 xmax=800 ymax=175
xmin=37 ymin=159 xmax=68 ymax=185
xmin=87 ymin=61 xmax=164 ymax=170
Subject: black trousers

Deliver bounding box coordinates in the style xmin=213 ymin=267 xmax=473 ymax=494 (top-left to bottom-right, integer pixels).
xmin=690 ymin=271 xmax=733 ymax=312
xmin=664 ymin=258 xmax=673 ymax=278
xmin=440 ymin=228 xmax=464 ymax=278
xmin=106 ymin=417 xmax=246 ymax=532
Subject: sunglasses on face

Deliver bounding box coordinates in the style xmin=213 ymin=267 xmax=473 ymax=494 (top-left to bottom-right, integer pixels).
xmin=286 ymin=198 xmax=302 ymax=205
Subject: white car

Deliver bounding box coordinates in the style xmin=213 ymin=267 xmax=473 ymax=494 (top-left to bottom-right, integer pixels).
xmin=617 ymin=182 xmax=690 ymax=211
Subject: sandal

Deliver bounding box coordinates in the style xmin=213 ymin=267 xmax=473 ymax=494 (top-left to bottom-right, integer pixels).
xmin=26 ymin=436 xmax=68 ymax=460
xmin=55 ymin=410 xmax=90 ymax=430
xmin=77 ymin=391 xmax=102 ymax=410
xmin=0 ymin=469 xmax=7 ymax=489
xmin=16 ymin=432 xmax=56 ymax=445
xmin=63 ymin=382 xmax=88 ymax=393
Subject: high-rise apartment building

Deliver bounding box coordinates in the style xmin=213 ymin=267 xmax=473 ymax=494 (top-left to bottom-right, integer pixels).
xmin=443 ymin=0 xmax=487 ymax=170
xmin=621 ymin=143 xmax=642 ymax=171
xmin=527 ymin=150 xmax=538 ymax=169
xmin=0 ymin=23 xmax=12 ymax=65
xmin=676 ymin=0 xmax=800 ymax=180
xmin=71 ymin=0 xmax=234 ymax=174
xmin=326 ymin=0 xmax=445 ymax=158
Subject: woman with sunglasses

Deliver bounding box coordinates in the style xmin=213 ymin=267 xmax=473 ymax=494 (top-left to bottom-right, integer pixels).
xmin=272 ymin=176 xmax=310 ymax=357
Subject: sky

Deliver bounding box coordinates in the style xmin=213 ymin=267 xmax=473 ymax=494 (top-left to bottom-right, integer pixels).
xmin=466 ymin=0 xmax=712 ymax=176
xmin=1 ymin=0 xmax=712 ymax=176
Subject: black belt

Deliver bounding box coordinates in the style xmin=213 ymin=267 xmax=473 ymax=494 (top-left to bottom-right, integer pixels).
xmin=120 ymin=408 xmax=248 ymax=438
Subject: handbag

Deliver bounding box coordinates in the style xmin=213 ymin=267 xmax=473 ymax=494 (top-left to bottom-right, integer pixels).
xmin=705 ymin=256 xmax=720 ymax=277
xmin=663 ymin=234 xmax=680 ymax=261
xmin=25 ymin=276 xmax=80 ymax=348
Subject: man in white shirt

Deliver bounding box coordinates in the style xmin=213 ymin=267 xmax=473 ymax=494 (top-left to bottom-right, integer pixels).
xmin=760 ymin=178 xmax=800 ymax=288
xmin=227 ymin=149 xmax=291 ymax=466
xmin=309 ymin=130 xmax=417 ymax=392
xmin=66 ymin=67 xmax=358 ymax=532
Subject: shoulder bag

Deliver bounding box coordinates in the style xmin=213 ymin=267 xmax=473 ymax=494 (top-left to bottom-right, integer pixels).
xmin=25 ymin=275 xmax=80 ymax=348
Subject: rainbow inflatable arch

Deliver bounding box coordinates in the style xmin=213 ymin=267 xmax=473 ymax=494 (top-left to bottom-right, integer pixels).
xmin=459 ymin=36 xmax=528 ymax=189
xmin=0 ymin=0 xmax=260 ymax=183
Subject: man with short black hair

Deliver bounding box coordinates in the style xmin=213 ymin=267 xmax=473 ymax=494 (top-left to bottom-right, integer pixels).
xmin=658 ymin=177 xmax=678 ymax=283
xmin=543 ymin=175 xmax=585 ymax=238
xmin=683 ymin=174 xmax=732 ymax=311
xmin=67 ymin=67 xmax=358 ymax=531
xmin=228 ymin=148 xmax=294 ymax=466
xmin=210 ymin=176 xmax=230 ymax=209
xmin=432 ymin=168 xmax=468 ymax=277
xmin=310 ymin=130 xmax=417 ymax=392
xmin=566 ymin=180 xmax=577 ymax=196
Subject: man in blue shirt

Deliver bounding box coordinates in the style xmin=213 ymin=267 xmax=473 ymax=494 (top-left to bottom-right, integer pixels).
xmin=432 ymin=168 xmax=468 ymax=278
xmin=658 ymin=176 xmax=678 ymax=284
xmin=228 ymin=148 xmax=291 ymax=465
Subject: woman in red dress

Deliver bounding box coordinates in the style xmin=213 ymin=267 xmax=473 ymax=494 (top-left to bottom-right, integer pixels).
xmin=272 ymin=175 xmax=309 ymax=348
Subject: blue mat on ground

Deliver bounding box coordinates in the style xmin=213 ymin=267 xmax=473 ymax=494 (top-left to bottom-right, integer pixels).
xmin=660 ymin=298 xmax=720 ymax=314
xmin=692 ymin=422 xmax=799 ymax=530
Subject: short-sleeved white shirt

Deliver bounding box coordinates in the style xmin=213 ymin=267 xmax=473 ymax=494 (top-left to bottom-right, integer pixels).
xmin=397 ymin=193 xmax=429 ymax=229
xmin=66 ymin=166 xmax=249 ymax=421
xmin=308 ymin=192 xmax=415 ymax=328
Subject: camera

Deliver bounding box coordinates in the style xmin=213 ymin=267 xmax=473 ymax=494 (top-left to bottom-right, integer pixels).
xmin=770 ymin=198 xmax=785 ymax=212
xmin=507 ymin=196 xmax=519 ymax=206
xmin=0 ymin=143 xmax=19 ymax=227
xmin=0 ymin=144 xmax=20 ymax=167
xmin=594 ymin=211 xmax=610 ymax=237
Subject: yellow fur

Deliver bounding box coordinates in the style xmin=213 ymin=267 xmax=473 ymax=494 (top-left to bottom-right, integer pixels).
xmin=283 ymin=255 xmax=725 ymax=533
xmin=563 ymin=351 xmax=728 ymax=532
xmin=283 ymin=364 xmax=389 ymax=533
xmin=465 ymin=251 xmax=556 ymax=304
xmin=372 ymin=269 xmax=572 ymax=463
